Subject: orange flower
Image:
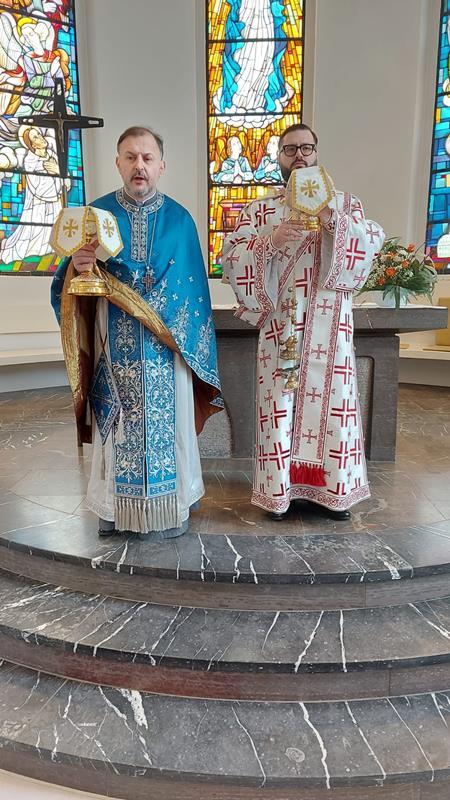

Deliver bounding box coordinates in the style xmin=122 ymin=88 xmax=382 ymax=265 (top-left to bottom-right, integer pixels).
xmin=378 ymin=277 xmax=386 ymax=285
xmin=401 ymin=260 xmax=410 ymax=268
xmin=407 ymin=244 xmax=415 ymax=252
xmin=385 ymin=267 xmax=396 ymax=278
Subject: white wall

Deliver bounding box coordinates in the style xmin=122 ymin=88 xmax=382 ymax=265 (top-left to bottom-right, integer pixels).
xmin=1 ymin=0 xmax=448 ymax=390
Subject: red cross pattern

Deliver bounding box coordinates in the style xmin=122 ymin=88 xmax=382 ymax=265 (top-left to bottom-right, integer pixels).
xmin=236 ymin=264 xmax=255 ymax=296
xmin=353 ymin=270 xmax=367 ymax=289
xmin=259 ymin=349 xmax=271 ymax=367
xmin=265 ymin=318 xmax=285 ymax=344
xmin=256 ymin=203 xmax=276 ymax=226
xmin=294 ymin=310 xmax=307 ymax=334
xmin=302 ymin=428 xmax=318 ymax=444
xmin=271 ymin=401 xmax=287 ymax=429
xmin=366 ymin=222 xmax=381 ymax=243
xmin=258 ymin=445 xmax=268 ymax=470
xmin=234 ymin=216 xmax=252 ymax=232
xmin=329 ymin=482 xmax=347 ymax=497
xmin=334 ymin=356 xmax=354 ymax=385
xmin=350 ymin=438 xmax=362 ymax=465
xmin=259 ymin=406 xmax=269 ymax=432
xmin=311 ymin=343 xmax=327 ymax=360
xmin=306 ymin=387 xmax=322 ymax=403
xmin=329 ymin=441 xmax=350 ymax=469
xmin=295 ymin=267 xmax=312 ymax=298
xmin=268 ymin=442 xmax=290 ymax=470
xmin=273 ymin=481 xmax=287 ymax=497
xmin=264 ymin=389 xmax=274 ymax=404
xmin=229 ymin=235 xmax=248 ymax=247
xmin=317 ymin=298 xmax=333 ymax=316
xmin=245 ymin=236 xmax=258 ymax=251
xmin=350 ymin=201 xmax=364 ymax=224
xmin=226 ymin=252 xmax=240 ymax=268
xmin=279 ymin=245 xmax=291 ymax=262
xmin=338 ymin=314 xmax=353 ymax=342
xmin=346 ymin=238 xmax=366 ymax=271
xmin=330 ymin=398 xmax=357 ymax=427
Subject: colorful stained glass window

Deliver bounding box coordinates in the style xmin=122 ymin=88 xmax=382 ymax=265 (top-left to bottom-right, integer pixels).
xmin=427 ymin=0 xmax=450 ymax=274
xmin=207 ymin=0 xmax=304 ymax=277
xmin=0 ymin=0 xmax=84 ymax=275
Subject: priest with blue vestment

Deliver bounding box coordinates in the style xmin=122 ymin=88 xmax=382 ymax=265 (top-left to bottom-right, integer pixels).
xmin=51 ymin=126 xmax=222 ymax=540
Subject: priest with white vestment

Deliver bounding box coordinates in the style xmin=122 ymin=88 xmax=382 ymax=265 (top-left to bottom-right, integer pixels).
xmin=223 ymin=123 xmax=385 ymax=521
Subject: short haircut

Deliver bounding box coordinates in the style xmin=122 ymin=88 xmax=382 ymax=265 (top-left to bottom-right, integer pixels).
xmin=279 ymin=123 xmax=318 ymax=149
xmin=116 ymin=126 xmax=164 ymax=157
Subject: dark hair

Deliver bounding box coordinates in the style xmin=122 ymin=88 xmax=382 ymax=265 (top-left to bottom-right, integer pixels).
xmin=279 ymin=123 xmax=318 ymax=149
xmin=116 ymin=126 xmax=164 ymax=157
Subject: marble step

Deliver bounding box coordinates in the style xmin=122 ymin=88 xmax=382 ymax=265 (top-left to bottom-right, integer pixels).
xmin=0 ymin=659 xmax=450 ymax=800
xmin=1 ymin=518 xmax=450 ymax=611
xmin=2 ymin=570 xmax=450 ymax=701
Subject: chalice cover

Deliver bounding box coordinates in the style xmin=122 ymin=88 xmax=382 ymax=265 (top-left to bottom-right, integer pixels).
xmin=50 ymin=207 xmax=123 ymax=259
xmin=285 ymin=165 xmax=334 ymax=215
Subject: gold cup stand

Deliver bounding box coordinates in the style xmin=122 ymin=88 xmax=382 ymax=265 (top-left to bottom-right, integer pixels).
xmin=67 ymin=217 xmax=109 ymax=297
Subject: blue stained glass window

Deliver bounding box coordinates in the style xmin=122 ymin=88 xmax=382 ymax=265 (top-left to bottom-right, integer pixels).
xmin=427 ymin=0 xmax=450 ymax=274
xmin=207 ymin=0 xmax=305 ymax=277
xmin=0 ymin=0 xmax=86 ymax=274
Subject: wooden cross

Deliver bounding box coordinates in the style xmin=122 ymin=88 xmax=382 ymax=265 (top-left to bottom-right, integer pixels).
xmin=143 ymin=272 xmax=154 ymax=293
xmin=21 ymin=78 xmax=103 ymax=180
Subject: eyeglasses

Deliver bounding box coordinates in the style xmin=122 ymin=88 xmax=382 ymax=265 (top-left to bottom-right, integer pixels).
xmin=279 ymin=143 xmax=316 ymax=157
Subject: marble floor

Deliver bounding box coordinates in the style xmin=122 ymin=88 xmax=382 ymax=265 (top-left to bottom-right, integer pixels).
xmin=0 ymin=383 xmax=449 ymax=539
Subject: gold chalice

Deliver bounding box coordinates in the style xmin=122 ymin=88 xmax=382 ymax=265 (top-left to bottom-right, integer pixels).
xmin=51 ymin=206 xmax=123 ymax=297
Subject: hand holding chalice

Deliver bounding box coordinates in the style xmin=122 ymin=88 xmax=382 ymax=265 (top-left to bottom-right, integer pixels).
xmin=50 ymin=206 xmax=123 ymax=297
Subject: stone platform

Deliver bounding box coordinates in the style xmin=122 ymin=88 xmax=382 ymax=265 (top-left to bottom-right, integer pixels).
xmin=0 ymin=385 xmax=449 ymax=798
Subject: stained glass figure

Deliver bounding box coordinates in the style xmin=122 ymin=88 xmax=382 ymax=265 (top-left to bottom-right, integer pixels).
xmin=0 ymin=0 xmax=84 ymax=274
xmin=207 ymin=0 xmax=304 ymax=276
xmin=427 ymin=0 xmax=450 ymax=274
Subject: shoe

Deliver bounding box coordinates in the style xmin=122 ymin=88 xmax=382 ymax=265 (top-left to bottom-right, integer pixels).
xmin=307 ymin=503 xmax=350 ymax=521
xmin=98 ymin=518 xmax=116 ymax=537
xmin=267 ymin=510 xmax=289 ymax=521
xmin=326 ymin=509 xmax=351 ymax=521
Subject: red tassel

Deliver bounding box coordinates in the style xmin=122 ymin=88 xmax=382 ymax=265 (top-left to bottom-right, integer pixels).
xmin=290 ymin=462 xmax=327 ymax=487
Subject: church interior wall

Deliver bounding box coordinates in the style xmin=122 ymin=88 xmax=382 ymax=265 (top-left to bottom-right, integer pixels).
xmin=0 ymin=0 xmax=448 ymax=393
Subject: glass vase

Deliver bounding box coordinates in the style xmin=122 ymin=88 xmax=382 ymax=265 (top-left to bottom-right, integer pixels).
xmin=374 ymin=287 xmax=409 ymax=308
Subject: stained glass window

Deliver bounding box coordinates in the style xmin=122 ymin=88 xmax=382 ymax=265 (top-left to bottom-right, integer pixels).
xmin=207 ymin=0 xmax=304 ymax=277
xmin=427 ymin=0 xmax=450 ymax=274
xmin=0 ymin=0 xmax=84 ymax=275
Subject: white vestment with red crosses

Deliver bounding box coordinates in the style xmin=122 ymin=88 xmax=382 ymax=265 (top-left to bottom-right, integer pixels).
xmin=223 ymin=191 xmax=385 ymax=512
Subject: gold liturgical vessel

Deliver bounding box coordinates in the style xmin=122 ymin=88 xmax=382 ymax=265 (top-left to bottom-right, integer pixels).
xmin=68 ymin=263 xmax=109 ymax=297
xmin=285 ymin=164 xmax=334 ymax=232
xmin=51 ymin=206 xmax=123 ymax=296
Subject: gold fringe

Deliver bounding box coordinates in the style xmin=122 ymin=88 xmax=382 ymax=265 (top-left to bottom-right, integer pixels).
xmin=116 ymin=494 xmax=181 ymax=533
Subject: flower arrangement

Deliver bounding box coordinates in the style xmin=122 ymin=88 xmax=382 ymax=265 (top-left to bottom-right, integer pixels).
xmin=358 ymin=238 xmax=438 ymax=308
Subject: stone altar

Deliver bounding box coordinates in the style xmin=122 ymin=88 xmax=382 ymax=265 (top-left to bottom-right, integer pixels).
xmin=212 ymin=304 xmax=448 ymax=461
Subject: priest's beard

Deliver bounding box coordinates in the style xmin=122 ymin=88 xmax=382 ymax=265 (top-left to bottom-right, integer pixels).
xmin=280 ymin=158 xmax=318 ymax=184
